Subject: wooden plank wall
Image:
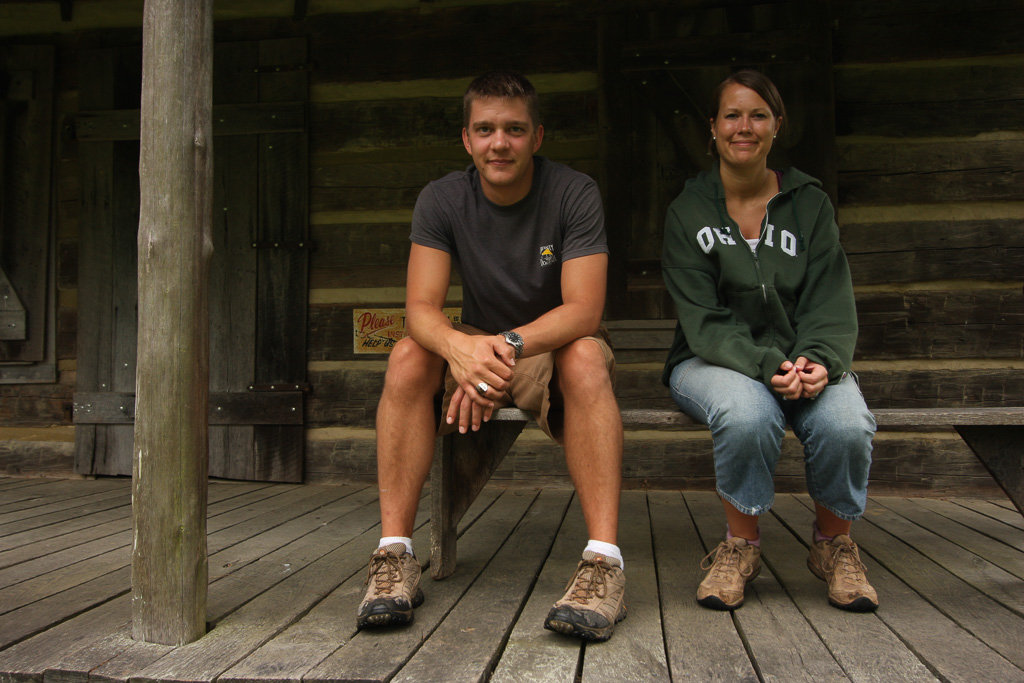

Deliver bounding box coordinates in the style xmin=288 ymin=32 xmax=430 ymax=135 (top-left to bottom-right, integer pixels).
xmin=1 ymin=40 xmax=91 ymax=476
xmin=304 ymin=0 xmax=1024 ymax=490
xmin=830 ymin=0 xmax=1024 ymax=417
xmin=1 ymin=0 xmax=1021 ymax=495
xmin=0 ymin=45 xmax=57 ymax=379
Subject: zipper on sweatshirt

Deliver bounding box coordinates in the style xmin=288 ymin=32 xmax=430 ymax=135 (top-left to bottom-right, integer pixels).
xmin=752 ymin=191 xmax=782 ymax=304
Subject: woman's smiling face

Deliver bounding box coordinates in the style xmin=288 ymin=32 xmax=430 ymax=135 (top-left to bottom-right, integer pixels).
xmin=711 ymin=83 xmax=782 ymax=170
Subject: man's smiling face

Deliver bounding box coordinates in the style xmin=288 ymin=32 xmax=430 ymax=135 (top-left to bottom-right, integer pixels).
xmin=462 ymin=95 xmax=544 ymax=206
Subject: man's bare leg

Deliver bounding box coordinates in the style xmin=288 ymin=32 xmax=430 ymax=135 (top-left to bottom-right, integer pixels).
xmin=375 ymin=336 xmax=445 ymax=538
xmin=357 ymin=337 xmax=443 ymax=629
xmin=556 ymin=338 xmax=622 ymax=543
xmin=544 ymin=338 xmax=626 ymax=641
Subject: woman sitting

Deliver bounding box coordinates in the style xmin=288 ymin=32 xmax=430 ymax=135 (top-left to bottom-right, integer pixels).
xmin=661 ymin=69 xmax=878 ymax=612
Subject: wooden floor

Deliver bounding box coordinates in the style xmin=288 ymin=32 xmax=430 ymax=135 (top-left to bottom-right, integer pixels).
xmin=1 ymin=477 xmax=1023 ymax=682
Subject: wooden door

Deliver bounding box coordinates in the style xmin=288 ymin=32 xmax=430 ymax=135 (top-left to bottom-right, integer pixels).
xmin=73 ymin=38 xmax=309 ymax=482
xmin=0 ymin=45 xmax=57 ymax=383
xmin=601 ymin=0 xmax=837 ymax=321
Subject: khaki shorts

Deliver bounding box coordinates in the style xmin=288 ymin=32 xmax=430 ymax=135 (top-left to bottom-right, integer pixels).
xmin=437 ymin=323 xmax=616 ymax=442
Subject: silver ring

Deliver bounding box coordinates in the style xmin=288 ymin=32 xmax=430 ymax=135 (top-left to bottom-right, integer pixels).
xmin=476 ymin=382 xmax=489 ymax=395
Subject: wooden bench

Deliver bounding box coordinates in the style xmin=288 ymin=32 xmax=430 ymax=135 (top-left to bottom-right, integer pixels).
xmin=429 ymin=405 xmax=1024 ymax=579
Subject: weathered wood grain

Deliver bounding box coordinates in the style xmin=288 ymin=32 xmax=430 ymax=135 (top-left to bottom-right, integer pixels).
xmin=0 ymin=483 xmax=265 ymax=572
xmin=647 ymin=491 xmax=759 ymax=682
xmin=390 ymin=490 xmax=564 ymax=683
xmin=74 ymin=47 xmax=137 ymax=478
xmin=838 ymin=140 xmax=1024 ymax=206
xmin=308 ymin=264 xmax=410 ymax=291
xmin=772 ymin=494 xmax=1024 ymax=681
xmin=75 ymin=102 xmax=305 ymax=141
xmin=854 ymin=286 xmax=1024 ymax=359
xmin=0 ymin=592 xmax=131 ymax=683
xmin=910 ymin=497 xmax=1024 ymax=553
xmin=304 ymin=489 xmax=544 ymax=683
xmin=0 ymin=564 xmax=129 ymax=649
xmin=43 ymin=627 xmax=172 ymax=683
xmin=832 ymin=4 xmax=1024 ymax=63
xmin=205 ymin=484 xmax=325 ymax=536
xmin=247 ymin=38 xmax=310 ymax=485
xmin=757 ymin=511 xmax=939 ymax=682
xmin=0 ymin=45 xmax=54 ymax=368
xmin=0 ymin=477 xmax=120 ymax=514
xmin=309 ymin=223 xmax=414 ymax=269
xmin=209 ymin=39 xmax=261 ymax=482
xmin=0 ymin=495 xmax=126 ymax=548
xmin=488 ymin=494 xmax=585 ymax=683
xmin=131 ymin=0 xmax=214 ymax=645
xmin=205 ymin=485 xmax=375 ymax=567
xmin=0 ymin=486 xmax=129 ymax=531
xmin=0 ymin=527 xmax=129 ymax=591
xmin=951 ymin=498 xmax=1024 ymax=532
xmin=581 ymin=492 xmax=669 ymax=683
xmin=72 ymin=391 xmax=304 ymax=425
xmin=873 ymin=497 xmax=1024 ymax=581
xmin=627 ymin=262 xmax=1024 ymax=324
xmin=218 ymin=486 xmax=504 ymax=683
xmin=92 ymin=489 xmax=402 ymax=683
xmin=310 ymin=92 xmax=598 ymax=154
xmin=688 ymin=491 xmax=852 ymax=683
xmin=40 ymin=486 xmax=413 ymax=683
xmin=806 ymin=496 xmax=1024 ymax=668
xmin=835 ymin=63 xmax=1024 ymax=137
xmin=3 ymin=478 xmax=1024 ymax=682
xmin=307 ymin=5 xmax=597 ymax=83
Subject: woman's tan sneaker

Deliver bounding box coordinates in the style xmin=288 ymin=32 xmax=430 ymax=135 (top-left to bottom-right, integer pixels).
xmin=696 ymin=537 xmax=761 ymax=610
xmin=807 ymin=534 xmax=879 ymax=612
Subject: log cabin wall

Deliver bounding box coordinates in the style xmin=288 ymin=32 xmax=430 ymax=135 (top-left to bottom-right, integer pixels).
xmin=0 ymin=0 xmax=1020 ymax=495
xmin=830 ymin=0 xmax=1023 ymax=494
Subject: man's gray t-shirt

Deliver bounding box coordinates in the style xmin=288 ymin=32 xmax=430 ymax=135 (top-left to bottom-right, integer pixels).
xmin=410 ymin=156 xmax=608 ymax=333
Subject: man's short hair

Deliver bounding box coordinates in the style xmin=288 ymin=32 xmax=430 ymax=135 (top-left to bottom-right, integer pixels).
xmin=463 ymin=70 xmax=540 ymax=129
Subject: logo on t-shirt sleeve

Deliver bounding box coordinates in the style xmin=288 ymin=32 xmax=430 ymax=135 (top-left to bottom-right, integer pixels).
xmin=539 ymin=245 xmax=558 ymax=267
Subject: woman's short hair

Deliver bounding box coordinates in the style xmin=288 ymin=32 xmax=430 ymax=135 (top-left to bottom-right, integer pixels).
xmin=463 ymin=70 xmax=540 ymax=129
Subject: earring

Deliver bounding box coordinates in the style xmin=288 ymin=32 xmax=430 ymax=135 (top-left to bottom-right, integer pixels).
xmin=773 ymin=135 xmax=777 ymax=139
xmin=713 ymin=136 xmax=717 ymax=141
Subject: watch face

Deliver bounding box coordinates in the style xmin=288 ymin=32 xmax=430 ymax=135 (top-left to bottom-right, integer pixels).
xmin=503 ymin=331 xmax=523 ymax=356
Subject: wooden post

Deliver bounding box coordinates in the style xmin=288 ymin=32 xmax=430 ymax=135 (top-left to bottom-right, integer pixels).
xmin=132 ymin=0 xmax=213 ymax=645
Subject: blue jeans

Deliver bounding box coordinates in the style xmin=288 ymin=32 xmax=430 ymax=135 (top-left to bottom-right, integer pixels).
xmin=668 ymin=358 xmax=876 ymax=521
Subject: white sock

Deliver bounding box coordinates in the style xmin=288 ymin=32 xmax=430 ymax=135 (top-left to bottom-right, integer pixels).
xmin=584 ymin=539 xmax=624 ymax=570
xmin=379 ymin=536 xmax=414 ymax=556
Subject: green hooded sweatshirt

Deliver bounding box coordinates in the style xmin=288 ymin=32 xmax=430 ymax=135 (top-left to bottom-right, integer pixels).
xmin=661 ymin=161 xmax=858 ymax=389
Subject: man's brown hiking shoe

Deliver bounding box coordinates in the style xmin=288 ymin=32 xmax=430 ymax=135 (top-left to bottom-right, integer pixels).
xmin=544 ymin=551 xmax=627 ymax=642
xmin=808 ymin=534 xmax=878 ymax=612
xmin=356 ymin=543 xmax=424 ymax=629
xmin=697 ymin=537 xmax=761 ymax=610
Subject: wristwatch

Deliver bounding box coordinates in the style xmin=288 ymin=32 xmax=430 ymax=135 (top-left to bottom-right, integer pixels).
xmin=500 ymin=330 xmax=524 ymax=359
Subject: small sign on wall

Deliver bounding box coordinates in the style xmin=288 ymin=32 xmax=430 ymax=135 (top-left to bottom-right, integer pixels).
xmin=353 ymin=308 xmax=462 ymax=354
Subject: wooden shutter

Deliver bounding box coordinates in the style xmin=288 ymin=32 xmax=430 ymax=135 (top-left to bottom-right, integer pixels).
xmin=73 ymin=38 xmax=309 ymax=482
xmin=0 ymin=45 xmax=57 ymax=382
